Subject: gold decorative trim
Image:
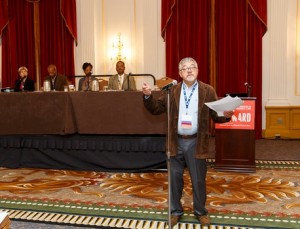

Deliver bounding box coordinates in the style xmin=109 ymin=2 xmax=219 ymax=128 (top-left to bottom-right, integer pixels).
xmin=161 ymin=0 xmax=176 ymax=40
xmin=59 ymin=0 xmax=77 ymax=45
xmin=247 ymin=0 xmax=267 ymax=33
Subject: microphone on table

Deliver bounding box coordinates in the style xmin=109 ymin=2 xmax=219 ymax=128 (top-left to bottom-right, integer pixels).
xmin=161 ymin=80 xmax=177 ymax=91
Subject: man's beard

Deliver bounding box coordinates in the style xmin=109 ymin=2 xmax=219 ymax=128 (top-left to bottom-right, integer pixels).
xmin=186 ymin=74 xmax=196 ymax=82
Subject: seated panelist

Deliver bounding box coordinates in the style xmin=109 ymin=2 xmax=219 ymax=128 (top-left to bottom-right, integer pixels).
xmin=108 ymin=61 xmax=136 ymax=91
xmin=78 ymin=62 xmax=97 ymax=91
xmin=14 ymin=66 xmax=34 ymax=92
xmin=44 ymin=64 xmax=69 ymax=91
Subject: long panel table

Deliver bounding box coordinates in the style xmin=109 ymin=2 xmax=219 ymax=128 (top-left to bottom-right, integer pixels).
xmin=0 ymin=91 xmax=166 ymax=135
xmin=0 ymin=91 xmax=167 ymax=171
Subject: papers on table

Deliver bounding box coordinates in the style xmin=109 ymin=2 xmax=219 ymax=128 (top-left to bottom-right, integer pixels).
xmin=204 ymin=95 xmax=243 ymax=116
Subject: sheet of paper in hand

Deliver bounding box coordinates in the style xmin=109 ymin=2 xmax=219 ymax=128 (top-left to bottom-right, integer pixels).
xmin=204 ymin=95 xmax=243 ymax=116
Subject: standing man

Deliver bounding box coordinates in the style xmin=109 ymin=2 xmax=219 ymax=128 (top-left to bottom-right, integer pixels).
xmin=45 ymin=64 xmax=69 ymax=91
xmin=108 ymin=61 xmax=136 ymax=91
xmin=142 ymin=57 xmax=233 ymax=227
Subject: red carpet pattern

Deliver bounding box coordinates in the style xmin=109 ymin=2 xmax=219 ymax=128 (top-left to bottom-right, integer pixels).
xmin=0 ymin=161 xmax=299 ymax=228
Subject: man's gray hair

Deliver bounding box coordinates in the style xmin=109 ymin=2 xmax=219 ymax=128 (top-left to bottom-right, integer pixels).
xmin=178 ymin=57 xmax=198 ymax=70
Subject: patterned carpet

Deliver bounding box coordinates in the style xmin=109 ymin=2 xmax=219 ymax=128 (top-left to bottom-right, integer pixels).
xmin=0 ymin=160 xmax=299 ymax=229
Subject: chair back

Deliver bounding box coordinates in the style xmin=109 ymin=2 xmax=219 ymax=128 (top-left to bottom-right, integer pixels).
xmin=99 ymin=79 xmax=109 ymax=91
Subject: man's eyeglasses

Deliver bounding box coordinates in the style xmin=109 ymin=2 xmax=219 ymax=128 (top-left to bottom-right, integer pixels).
xmin=180 ymin=66 xmax=198 ymax=73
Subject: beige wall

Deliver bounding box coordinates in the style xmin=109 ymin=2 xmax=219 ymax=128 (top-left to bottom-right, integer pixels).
xmin=74 ymin=0 xmax=165 ymax=89
xmin=262 ymin=0 xmax=300 ymax=138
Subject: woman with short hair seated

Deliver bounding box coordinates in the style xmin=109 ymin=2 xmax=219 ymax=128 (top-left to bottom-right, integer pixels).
xmin=14 ymin=66 xmax=35 ymax=92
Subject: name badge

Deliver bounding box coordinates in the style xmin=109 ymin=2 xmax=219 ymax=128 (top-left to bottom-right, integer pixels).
xmin=181 ymin=114 xmax=192 ymax=129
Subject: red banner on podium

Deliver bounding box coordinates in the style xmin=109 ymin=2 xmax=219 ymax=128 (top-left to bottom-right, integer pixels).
xmin=215 ymin=100 xmax=255 ymax=130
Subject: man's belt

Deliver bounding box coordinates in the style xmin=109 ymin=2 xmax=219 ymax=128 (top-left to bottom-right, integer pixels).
xmin=178 ymin=133 xmax=197 ymax=139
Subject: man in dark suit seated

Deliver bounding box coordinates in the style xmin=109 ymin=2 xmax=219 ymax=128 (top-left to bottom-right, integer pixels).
xmin=44 ymin=64 xmax=69 ymax=91
xmin=14 ymin=66 xmax=35 ymax=92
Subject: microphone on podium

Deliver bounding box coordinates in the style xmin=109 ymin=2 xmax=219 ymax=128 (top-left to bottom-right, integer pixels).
xmin=161 ymin=80 xmax=177 ymax=91
xmin=244 ymin=82 xmax=252 ymax=89
xmin=244 ymin=82 xmax=252 ymax=97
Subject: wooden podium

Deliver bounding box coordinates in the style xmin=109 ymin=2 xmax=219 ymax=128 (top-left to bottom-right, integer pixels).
xmin=214 ymin=98 xmax=256 ymax=173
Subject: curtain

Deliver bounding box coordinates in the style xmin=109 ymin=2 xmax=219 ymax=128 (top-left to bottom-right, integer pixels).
xmin=0 ymin=0 xmax=77 ymax=88
xmin=38 ymin=0 xmax=76 ymax=82
xmin=0 ymin=0 xmax=9 ymax=37
xmin=215 ymin=1 xmax=247 ymax=95
xmin=161 ymin=0 xmax=211 ymax=82
xmin=161 ymin=0 xmax=267 ymax=138
xmin=1 ymin=0 xmax=35 ymax=87
xmin=247 ymin=0 xmax=267 ymax=138
xmin=215 ymin=0 xmax=267 ymax=138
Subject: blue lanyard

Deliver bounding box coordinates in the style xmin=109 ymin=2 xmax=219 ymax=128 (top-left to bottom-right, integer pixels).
xmin=183 ymin=82 xmax=197 ymax=114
